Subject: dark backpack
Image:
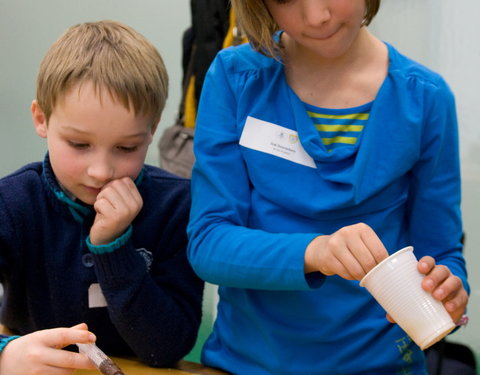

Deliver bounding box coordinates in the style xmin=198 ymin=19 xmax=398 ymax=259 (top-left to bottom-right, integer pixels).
xmin=158 ymin=0 xmax=246 ymax=178
xmin=425 ymin=339 xmax=477 ymax=375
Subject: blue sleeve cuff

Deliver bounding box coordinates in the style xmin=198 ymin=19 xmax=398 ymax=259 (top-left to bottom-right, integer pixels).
xmin=0 ymin=335 xmax=21 ymax=353
xmin=86 ymin=226 xmax=132 ymax=254
xmin=305 ymin=272 xmax=326 ymax=289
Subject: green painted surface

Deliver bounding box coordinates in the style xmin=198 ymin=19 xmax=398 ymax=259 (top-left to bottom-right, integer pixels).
xmin=183 ymin=313 xmax=213 ymax=363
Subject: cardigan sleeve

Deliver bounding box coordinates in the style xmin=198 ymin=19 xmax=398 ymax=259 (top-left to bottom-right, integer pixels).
xmin=88 ymin=179 xmax=203 ymax=367
xmin=0 ymin=335 xmax=21 ymax=354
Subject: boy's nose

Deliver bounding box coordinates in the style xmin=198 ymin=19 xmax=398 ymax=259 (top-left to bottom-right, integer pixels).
xmin=87 ymin=157 xmax=114 ymax=183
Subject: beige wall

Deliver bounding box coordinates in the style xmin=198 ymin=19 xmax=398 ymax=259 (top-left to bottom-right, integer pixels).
xmin=1 ymin=0 xmax=478 ymax=365
xmin=0 ymin=0 xmax=190 ymax=175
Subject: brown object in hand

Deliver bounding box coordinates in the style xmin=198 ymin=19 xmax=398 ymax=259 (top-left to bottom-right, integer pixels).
xmin=99 ymin=358 xmax=125 ymax=375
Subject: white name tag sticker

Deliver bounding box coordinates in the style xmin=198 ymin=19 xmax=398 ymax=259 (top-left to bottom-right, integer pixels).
xmin=88 ymin=283 xmax=107 ymax=308
xmin=239 ymin=116 xmax=316 ymax=168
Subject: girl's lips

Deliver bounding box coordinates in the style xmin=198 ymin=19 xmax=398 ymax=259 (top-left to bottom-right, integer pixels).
xmin=306 ymin=26 xmax=341 ymax=41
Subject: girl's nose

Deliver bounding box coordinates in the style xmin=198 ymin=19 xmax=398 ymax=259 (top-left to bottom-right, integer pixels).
xmin=302 ymin=0 xmax=331 ymax=27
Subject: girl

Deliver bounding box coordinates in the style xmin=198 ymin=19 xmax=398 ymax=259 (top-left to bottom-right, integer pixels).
xmin=187 ymin=1 xmax=469 ymax=374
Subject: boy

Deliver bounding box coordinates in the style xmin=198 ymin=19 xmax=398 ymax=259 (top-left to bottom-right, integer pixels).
xmin=0 ymin=20 xmax=203 ymax=374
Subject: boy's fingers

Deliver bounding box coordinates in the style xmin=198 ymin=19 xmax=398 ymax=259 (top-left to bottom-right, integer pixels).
xmin=44 ymin=347 xmax=97 ymax=370
xmin=70 ymin=323 xmax=89 ymax=330
xmin=39 ymin=327 xmax=96 ymax=349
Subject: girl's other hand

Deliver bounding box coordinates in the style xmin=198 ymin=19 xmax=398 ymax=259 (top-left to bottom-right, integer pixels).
xmin=305 ymin=223 xmax=388 ymax=280
xmin=417 ymin=256 xmax=469 ymax=323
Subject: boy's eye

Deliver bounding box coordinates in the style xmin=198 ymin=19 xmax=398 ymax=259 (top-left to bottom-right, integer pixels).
xmin=68 ymin=141 xmax=89 ymax=149
xmin=117 ymin=145 xmax=138 ymax=153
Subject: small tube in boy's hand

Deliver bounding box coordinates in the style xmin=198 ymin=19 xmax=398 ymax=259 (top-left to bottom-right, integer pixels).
xmin=76 ymin=342 xmax=125 ymax=375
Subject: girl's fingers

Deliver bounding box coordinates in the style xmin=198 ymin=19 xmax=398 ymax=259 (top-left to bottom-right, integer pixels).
xmin=342 ymin=232 xmax=377 ymax=275
xmin=336 ymin=247 xmax=367 ymax=280
xmin=417 ymin=256 xmax=435 ymax=275
xmin=386 ymin=313 xmax=395 ymax=324
xmin=359 ymin=224 xmax=388 ymax=264
xmin=421 ymin=265 xmax=450 ymax=294
xmin=417 ymin=257 xmax=468 ymax=322
xmin=432 ymin=273 xmax=463 ymax=301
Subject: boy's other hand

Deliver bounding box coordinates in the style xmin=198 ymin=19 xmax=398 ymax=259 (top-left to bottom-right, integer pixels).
xmin=90 ymin=177 xmax=143 ymax=245
xmin=0 ymin=323 xmax=97 ymax=375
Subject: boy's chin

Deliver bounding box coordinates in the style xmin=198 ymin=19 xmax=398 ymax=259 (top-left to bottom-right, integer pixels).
xmin=72 ymin=193 xmax=97 ymax=206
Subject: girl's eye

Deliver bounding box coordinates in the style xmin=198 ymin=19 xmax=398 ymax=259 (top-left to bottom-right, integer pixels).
xmin=117 ymin=146 xmax=138 ymax=153
xmin=68 ymin=141 xmax=89 ymax=150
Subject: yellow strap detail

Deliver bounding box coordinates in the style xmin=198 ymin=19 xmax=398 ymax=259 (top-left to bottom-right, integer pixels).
xmin=184 ymin=8 xmax=247 ymax=129
xmin=223 ymin=8 xmax=248 ymax=48
xmin=184 ymin=76 xmax=197 ymax=128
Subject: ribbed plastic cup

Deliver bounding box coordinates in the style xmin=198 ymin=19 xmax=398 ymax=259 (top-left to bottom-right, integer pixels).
xmin=360 ymin=246 xmax=455 ymax=350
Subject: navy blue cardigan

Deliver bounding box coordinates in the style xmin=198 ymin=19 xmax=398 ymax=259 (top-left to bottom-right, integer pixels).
xmin=0 ymin=155 xmax=203 ymax=367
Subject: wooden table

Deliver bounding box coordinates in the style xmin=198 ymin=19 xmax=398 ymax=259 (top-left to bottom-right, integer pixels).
xmin=74 ymin=358 xmax=229 ymax=375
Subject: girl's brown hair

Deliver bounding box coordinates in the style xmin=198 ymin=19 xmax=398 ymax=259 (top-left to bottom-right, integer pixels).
xmin=232 ymin=0 xmax=381 ymax=59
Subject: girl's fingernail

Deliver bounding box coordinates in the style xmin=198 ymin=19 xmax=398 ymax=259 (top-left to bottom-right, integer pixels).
xmin=424 ymin=279 xmax=434 ymax=289
xmin=445 ymin=301 xmax=455 ymax=311
xmin=434 ymin=288 xmax=445 ymax=299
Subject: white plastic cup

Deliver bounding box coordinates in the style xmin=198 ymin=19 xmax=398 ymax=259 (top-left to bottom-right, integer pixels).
xmin=360 ymin=246 xmax=455 ymax=350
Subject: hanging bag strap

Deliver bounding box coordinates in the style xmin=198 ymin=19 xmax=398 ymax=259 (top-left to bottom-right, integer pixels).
xmin=178 ymin=44 xmax=197 ymax=128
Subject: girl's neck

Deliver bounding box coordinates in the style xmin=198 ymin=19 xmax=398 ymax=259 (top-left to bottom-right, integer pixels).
xmin=282 ymin=28 xmax=388 ymax=109
xmin=282 ymin=27 xmax=376 ymax=73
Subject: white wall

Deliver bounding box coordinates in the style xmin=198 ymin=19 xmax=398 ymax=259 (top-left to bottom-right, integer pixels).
xmin=0 ymin=0 xmax=190 ymax=175
xmin=370 ymin=0 xmax=480 ymax=358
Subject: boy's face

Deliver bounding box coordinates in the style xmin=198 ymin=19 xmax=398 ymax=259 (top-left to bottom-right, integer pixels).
xmin=32 ymin=82 xmax=155 ymax=205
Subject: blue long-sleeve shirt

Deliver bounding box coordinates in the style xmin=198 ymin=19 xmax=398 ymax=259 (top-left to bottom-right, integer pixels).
xmin=0 ymin=154 xmax=203 ymax=367
xmin=187 ymin=42 xmax=468 ymax=374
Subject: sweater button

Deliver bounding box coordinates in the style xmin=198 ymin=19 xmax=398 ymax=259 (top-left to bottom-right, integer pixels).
xmin=82 ymin=253 xmax=95 ymax=267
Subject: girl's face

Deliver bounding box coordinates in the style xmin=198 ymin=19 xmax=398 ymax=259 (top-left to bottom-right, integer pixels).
xmin=264 ymin=0 xmax=367 ymax=59
xmin=32 ymin=81 xmax=154 ymax=205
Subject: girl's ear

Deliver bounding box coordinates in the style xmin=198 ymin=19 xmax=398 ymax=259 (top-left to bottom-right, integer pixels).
xmin=31 ymin=100 xmax=47 ymax=138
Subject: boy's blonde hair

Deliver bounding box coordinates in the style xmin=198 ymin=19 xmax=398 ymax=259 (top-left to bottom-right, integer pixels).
xmin=36 ymin=20 xmax=168 ymax=126
xmin=231 ymin=0 xmax=381 ymax=59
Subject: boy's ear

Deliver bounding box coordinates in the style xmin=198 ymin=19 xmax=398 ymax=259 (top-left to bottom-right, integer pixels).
xmin=150 ymin=118 xmax=160 ymax=136
xmin=31 ymin=100 xmax=47 ymax=138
